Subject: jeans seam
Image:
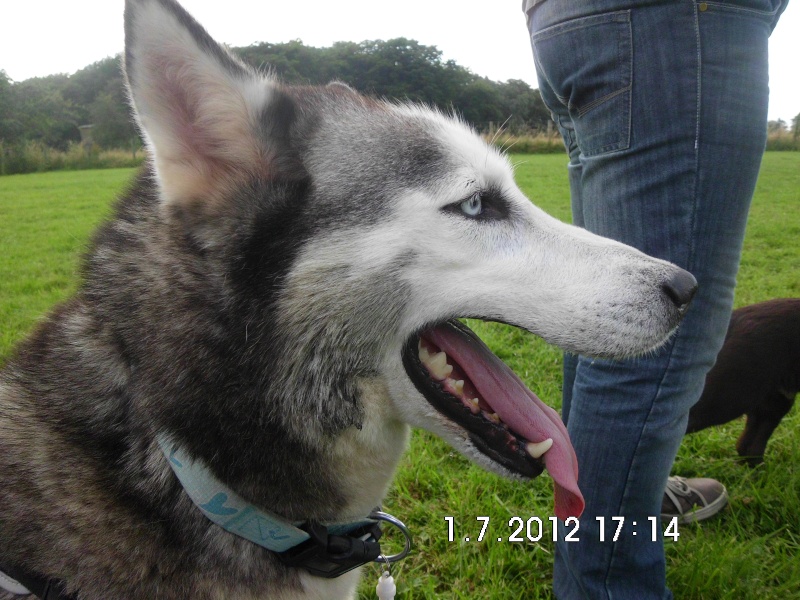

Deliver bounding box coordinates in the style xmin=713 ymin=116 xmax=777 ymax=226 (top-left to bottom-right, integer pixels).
xmin=606 ymin=7 xmax=703 ymax=590
xmin=607 ymin=12 xmax=701 ymax=588
xmin=607 ymin=342 xmax=681 ymax=597
xmin=531 ymin=48 xmax=569 ymax=110
xmin=700 ymin=0 xmax=783 ymax=17
xmin=574 ymin=85 xmax=631 ymax=118
xmin=690 ymin=1 xmax=702 ymax=273
xmin=532 ymin=9 xmax=631 ymax=42
xmin=623 ymin=14 xmax=633 ymax=152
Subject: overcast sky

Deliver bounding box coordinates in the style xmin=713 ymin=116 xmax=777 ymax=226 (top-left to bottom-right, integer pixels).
xmin=1 ymin=0 xmax=797 ymax=123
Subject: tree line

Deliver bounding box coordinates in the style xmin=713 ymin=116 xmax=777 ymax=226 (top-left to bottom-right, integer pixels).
xmin=0 ymin=38 xmax=552 ymax=153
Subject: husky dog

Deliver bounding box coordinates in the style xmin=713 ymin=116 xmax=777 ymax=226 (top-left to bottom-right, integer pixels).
xmin=0 ymin=0 xmax=697 ymax=598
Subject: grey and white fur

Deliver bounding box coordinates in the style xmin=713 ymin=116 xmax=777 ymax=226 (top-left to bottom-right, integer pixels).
xmin=0 ymin=0 xmax=697 ymax=598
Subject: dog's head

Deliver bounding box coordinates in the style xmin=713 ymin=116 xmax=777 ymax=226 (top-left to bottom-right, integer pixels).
xmin=124 ymin=0 xmax=695 ymax=520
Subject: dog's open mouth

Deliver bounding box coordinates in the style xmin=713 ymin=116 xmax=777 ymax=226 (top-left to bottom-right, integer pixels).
xmin=402 ymin=319 xmax=584 ymax=520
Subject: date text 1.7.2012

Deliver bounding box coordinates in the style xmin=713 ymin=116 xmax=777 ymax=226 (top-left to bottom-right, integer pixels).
xmin=443 ymin=516 xmax=679 ymax=543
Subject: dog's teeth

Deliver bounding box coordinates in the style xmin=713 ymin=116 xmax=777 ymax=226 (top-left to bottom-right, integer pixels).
xmin=426 ymin=352 xmax=452 ymax=380
xmin=444 ymin=377 xmax=464 ymax=395
xmin=467 ymin=398 xmax=480 ymax=414
xmin=418 ymin=341 xmax=431 ymax=362
xmin=526 ymin=438 xmax=554 ymax=459
xmin=485 ymin=412 xmax=502 ymax=424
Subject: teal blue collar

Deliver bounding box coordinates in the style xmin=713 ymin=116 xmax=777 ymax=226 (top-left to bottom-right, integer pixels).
xmin=157 ymin=435 xmax=374 ymax=552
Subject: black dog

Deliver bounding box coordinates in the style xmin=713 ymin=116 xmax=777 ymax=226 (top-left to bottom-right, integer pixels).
xmin=687 ymin=298 xmax=800 ymax=465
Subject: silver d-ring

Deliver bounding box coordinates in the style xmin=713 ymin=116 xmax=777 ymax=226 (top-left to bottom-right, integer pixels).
xmin=369 ymin=511 xmax=412 ymax=563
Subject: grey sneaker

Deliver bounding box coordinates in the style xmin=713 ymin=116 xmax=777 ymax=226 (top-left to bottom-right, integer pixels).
xmin=661 ymin=476 xmax=729 ymax=525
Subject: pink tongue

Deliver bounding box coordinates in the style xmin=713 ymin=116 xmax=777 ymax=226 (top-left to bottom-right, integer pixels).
xmin=425 ymin=323 xmax=584 ymax=520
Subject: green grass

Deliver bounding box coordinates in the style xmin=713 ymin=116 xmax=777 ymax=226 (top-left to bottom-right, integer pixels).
xmin=0 ymin=169 xmax=132 ymax=352
xmin=0 ymin=154 xmax=798 ymax=598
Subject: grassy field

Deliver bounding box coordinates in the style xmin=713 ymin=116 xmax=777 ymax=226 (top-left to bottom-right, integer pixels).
xmin=1 ymin=154 xmax=798 ymax=598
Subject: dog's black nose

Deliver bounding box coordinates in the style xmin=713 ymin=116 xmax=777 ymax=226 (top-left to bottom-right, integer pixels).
xmin=663 ymin=269 xmax=698 ymax=310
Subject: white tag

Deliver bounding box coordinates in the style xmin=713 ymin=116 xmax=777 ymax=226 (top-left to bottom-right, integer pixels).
xmin=376 ymin=571 xmax=396 ymax=600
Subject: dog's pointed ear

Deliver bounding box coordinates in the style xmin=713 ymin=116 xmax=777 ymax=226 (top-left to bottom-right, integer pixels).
xmin=124 ymin=0 xmax=277 ymax=206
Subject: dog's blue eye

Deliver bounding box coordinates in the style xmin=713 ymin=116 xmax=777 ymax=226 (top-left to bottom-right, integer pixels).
xmin=460 ymin=193 xmax=483 ymax=217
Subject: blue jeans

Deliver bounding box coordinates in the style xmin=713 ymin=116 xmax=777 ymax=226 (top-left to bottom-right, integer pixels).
xmin=526 ymin=1 xmax=786 ymax=598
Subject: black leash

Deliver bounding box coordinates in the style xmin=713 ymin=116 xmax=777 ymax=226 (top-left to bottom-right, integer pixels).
xmin=0 ymin=512 xmax=410 ymax=596
xmin=0 ymin=562 xmax=76 ymax=600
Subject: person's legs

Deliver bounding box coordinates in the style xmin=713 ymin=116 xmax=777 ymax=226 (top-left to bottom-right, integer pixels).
xmin=527 ymin=1 xmax=781 ymax=597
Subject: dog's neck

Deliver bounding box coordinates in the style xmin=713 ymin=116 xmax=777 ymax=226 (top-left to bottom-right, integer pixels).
xmin=323 ymin=378 xmax=411 ymax=519
xmin=157 ymin=377 xmax=409 ymax=530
